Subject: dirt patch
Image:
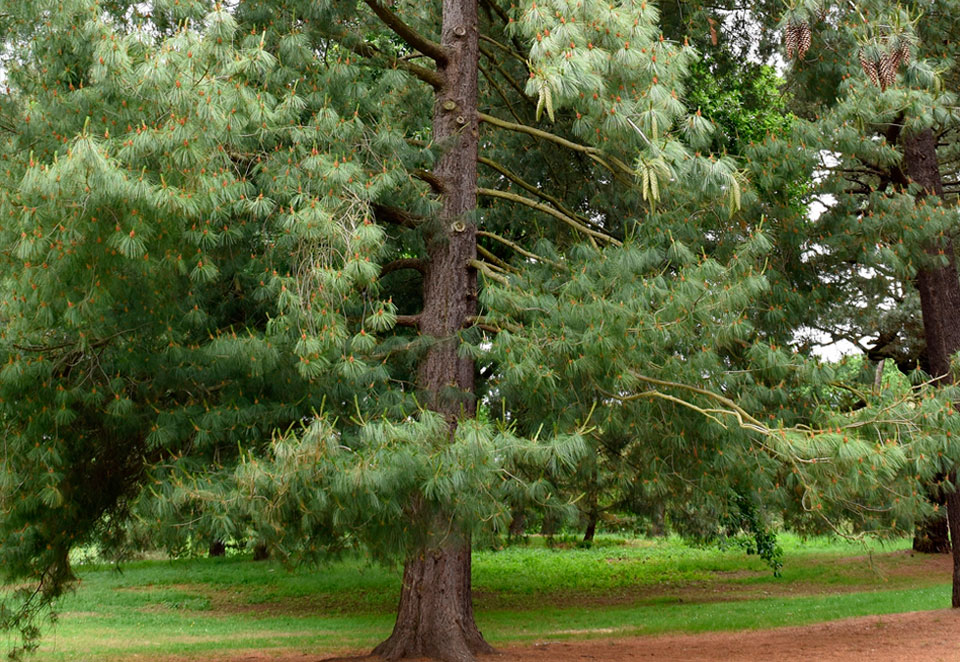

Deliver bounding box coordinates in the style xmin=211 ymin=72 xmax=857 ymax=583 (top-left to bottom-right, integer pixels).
xmin=494 ymin=609 xmax=960 ymax=662
xmin=160 ymin=609 xmax=960 ymax=661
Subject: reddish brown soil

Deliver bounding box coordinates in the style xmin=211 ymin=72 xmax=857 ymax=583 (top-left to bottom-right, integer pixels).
xmin=177 ymin=608 xmax=960 ymax=662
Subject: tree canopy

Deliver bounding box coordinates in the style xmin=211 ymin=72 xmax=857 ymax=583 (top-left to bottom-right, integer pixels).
xmin=2 ymin=1 xmax=960 ymax=661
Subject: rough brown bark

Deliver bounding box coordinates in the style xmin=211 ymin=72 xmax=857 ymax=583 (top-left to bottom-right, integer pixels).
xmin=947 ymin=476 xmax=960 ymax=608
xmin=373 ymin=540 xmax=490 ymax=662
xmin=901 ymin=128 xmax=960 ymax=606
xmin=372 ymin=0 xmax=491 ymax=659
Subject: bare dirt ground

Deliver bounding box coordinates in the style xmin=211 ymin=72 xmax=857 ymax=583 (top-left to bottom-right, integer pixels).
xmin=183 ymin=609 xmax=960 ymax=662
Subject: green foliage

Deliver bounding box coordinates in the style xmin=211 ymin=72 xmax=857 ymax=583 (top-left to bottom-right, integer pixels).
xmin=3 ymin=0 xmax=960 ymax=656
xmin=685 ymin=59 xmax=794 ymax=155
xmin=716 ymin=491 xmax=784 ymax=576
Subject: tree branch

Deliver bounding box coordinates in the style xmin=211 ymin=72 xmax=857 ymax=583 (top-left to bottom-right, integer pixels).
xmin=470 ymin=259 xmax=511 ymax=285
xmin=477 ymin=229 xmax=562 ymax=267
xmin=479 ymin=155 xmax=602 ymax=233
xmin=413 ymin=169 xmax=445 ymax=194
xmin=394 ymin=314 xmax=422 ymax=328
xmin=479 ymin=63 xmax=525 ymax=124
xmin=478 ymin=112 xmax=635 ymax=181
xmin=362 ymin=0 xmax=448 ymax=64
xmin=372 ymin=203 xmax=424 ymax=229
xmin=380 ymin=258 xmax=426 ymax=277
xmin=339 ymin=34 xmax=443 ymax=89
xmin=476 ymin=244 xmax=518 ymax=273
xmin=479 ymin=33 xmax=527 ymax=64
xmin=478 ymin=187 xmax=621 ymax=246
xmin=464 ymin=314 xmax=521 ymax=333
xmin=478 ymin=47 xmax=535 ymax=106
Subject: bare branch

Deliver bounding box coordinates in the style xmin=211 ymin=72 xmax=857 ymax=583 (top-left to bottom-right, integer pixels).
xmin=479 ymin=34 xmax=526 ymax=64
xmin=476 ymin=244 xmax=518 ymax=273
xmin=413 ymin=169 xmax=445 ymax=194
xmin=464 ymin=314 xmax=520 ymax=333
xmin=479 ymin=63 xmax=525 ymax=124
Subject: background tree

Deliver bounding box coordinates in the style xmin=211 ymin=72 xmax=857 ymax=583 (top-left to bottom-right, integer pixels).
xmin=763 ymin=0 xmax=960 ymax=588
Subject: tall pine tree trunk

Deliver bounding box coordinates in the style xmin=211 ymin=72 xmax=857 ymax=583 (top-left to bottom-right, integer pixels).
xmin=901 ymin=128 xmax=960 ymax=605
xmin=372 ymin=0 xmax=491 ymax=659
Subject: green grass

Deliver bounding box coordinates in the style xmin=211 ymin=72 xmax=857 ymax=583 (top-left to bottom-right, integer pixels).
xmin=11 ymin=534 xmax=951 ymax=661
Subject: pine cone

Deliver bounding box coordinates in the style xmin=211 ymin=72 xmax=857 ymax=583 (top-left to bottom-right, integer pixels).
xmin=878 ymin=51 xmax=899 ymax=90
xmin=796 ymin=22 xmax=812 ymax=60
xmin=894 ymin=40 xmax=911 ymax=68
xmin=859 ymin=48 xmax=880 ymax=87
xmin=783 ymin=23 xmax=798 ymax=59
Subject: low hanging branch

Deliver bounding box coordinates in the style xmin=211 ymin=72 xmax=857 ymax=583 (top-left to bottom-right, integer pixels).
xmin=608 ymin=372 xmax=932 ymax=449
xmin=478 ymin=187 xmax=622 ymax=246
xmin=608 ymin=373 xmax=768 ymax=435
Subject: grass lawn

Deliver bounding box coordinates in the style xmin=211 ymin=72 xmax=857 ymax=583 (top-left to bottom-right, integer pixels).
xmin=10 ymin=534 xmax=953 ymax=661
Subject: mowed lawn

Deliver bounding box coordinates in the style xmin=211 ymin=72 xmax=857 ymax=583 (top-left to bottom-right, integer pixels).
xmin=14 ymin=535 xmax=955 ymax=661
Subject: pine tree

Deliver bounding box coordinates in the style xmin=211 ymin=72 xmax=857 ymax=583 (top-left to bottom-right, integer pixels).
xmin=764 ymin=0 xmax=960 ymax=594
xmin=2 ymin=1 xmax=960 ymax=661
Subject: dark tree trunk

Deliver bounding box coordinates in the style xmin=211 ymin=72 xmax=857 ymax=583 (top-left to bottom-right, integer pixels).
xmin=648 ymin=502 xmax=666 ymax=537
xmin=583 ymin=463 xmax=599 ymax=543
xmin=901 ymin=128 xmax=960 ymax=605
xmin=914 ymin=478 xmax=951 ymax=554
xmin=508 ymin=506 xmax=526 ymax=541
xmin=947 ymin=476 xmax=960 ymax=608
xmin=373 ymin=0 xmax=491 ymax=658
xmin=914 ymin=511 xmax=951 ymax=554
xmin=373 ymin=541 xmax=489 ymax=662
xmin=583 ymin=511 xmax=598 ymax=543
xmin=540 ymin=512 xmax=558 ymax=538
xmin=208 ymin=540 xmax=226 ymax=557
xmin=252 ymin=542 xmax=270 ymax=561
